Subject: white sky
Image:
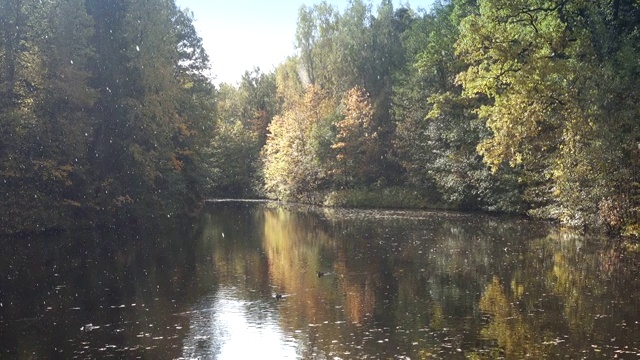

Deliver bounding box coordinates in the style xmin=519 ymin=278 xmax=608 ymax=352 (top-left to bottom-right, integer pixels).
xmin=175 ymin=0 xmax=435 ymax=85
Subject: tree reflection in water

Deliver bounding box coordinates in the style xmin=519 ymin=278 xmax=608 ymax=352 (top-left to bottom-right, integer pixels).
xmin=1 ymin=201 xmax=639 ymax=359
xmin=199 ymin=202 xmax=640 ymax=359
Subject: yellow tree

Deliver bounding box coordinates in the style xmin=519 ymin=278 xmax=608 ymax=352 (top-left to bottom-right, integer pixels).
xmin=456 ymin=0 xmax=573 ymax=171
xmin=332 ymin=85 xmax=378 ymax=188
xmin=262 ymin=85 xmax=334 ymax=201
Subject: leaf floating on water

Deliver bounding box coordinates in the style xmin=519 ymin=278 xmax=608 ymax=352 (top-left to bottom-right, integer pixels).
xmin=81 ymin=324 xmax=98 ymax=332
xmin=543 ymin=338 xmax=566 ymax=345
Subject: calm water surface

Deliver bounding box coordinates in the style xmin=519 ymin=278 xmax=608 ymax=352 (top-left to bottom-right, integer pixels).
xmin=1 ymin=201 xmax=639 ymax=359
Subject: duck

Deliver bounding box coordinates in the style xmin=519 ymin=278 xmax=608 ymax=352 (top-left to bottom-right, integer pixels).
xmin=274 ymin=293 xmax=283 ymax=300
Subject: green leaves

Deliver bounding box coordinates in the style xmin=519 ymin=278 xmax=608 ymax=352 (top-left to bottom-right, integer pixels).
xmin=454 ymin=0 xmax=640 ymax=228
xmin=0 ymin=0 xmax=216 ymax=233
xmin=2 ymin=0 xmax=638 ymax=234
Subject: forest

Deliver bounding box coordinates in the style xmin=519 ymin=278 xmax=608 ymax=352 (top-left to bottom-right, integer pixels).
xmin=1 ymin=0 xmax=639 ymax=237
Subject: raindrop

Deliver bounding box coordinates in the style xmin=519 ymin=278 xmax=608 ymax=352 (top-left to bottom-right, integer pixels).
xmin=136 ymin=45 xmax=140 ymax=51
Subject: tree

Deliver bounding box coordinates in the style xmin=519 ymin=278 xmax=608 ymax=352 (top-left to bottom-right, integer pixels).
xmin=237 ymin=68 xmax=278 ymax=146
xmin=262 ymin=85 xmax=335 ymax=201
xmin=332 ymin=86 xmax=379 ymax=187
xmin=203 ymin=120 xmax=258 ymax=197
xmin=84 ymin=0 xmax=216 ymax=215
xmin=295 ymin=2 xmax=341 ymax=92
xmin=392 ymin=1 xmax=522 ymax=211
xmin=0 ymin=0 xmax=217 ymax=233
xmin=0 ymin=0 xmax=98 ymax=232
xmin=455 ymin=0 xmax=640 ymax=226
xmin=294 ymin=0 xmax=407 ymax=187
xmin=275 ymin=56 xmax=305 ymax=109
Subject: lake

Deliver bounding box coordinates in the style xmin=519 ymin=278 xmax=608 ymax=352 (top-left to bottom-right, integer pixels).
xmin=1 ymin=201 xmax=639 ymax=359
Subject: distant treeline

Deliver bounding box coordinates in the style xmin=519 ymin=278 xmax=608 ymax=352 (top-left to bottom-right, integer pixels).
xmin=226 ymin=0 xmax=640 ymax=236
xmin=1 ymin=0 xmax=639 ymax=236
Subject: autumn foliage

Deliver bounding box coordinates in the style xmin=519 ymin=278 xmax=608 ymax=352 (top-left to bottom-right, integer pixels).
xmin=332 ymin=86 xmax=379 ymax=187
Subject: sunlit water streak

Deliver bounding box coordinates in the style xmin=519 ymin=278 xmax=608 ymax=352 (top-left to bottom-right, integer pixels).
xmin=181 ymin=287 xmax=301 ymax=359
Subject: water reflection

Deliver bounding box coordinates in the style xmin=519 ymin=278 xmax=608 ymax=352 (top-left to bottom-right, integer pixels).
xmin=181 ymin=287 xmax=299 ymax=359
xmin=1 ymin=202 xmax=639 ymax=359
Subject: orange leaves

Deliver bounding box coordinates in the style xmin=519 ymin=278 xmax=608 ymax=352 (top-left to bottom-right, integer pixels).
xmin=262 ymin=84 xmax=382 ymax=197
xmin=170 ymin=153 xmax=184 ymax=171
xmin=333 ymin=86 xmax=375 ymax=152
xmin=331 ymin=85 xmax=378 ymax=185
xmin=177 ymin=122 xmax=197 ymax=137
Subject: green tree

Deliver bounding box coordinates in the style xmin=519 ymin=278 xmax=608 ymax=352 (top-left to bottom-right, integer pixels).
xmin=295 ymin=0 xmax=407 ymax=187
xmin=275 ymin=56 xmax=305 ymax=109
xmin=203 ymin=120 xmax=258 ymax=197
xmin=456 ymin=0 xmax=640 ymax=227
xmin=0 ymin=0 xmax=98 ymax=232
xmin=393 ymin=1 xmax=522 ymax=211
xmin=85 ymin=0 xmax=215 ymax=215
xmin=0 ymin=0 xmax=216 ymax=233
xmin=204 ymin=69 xmax=277 ymax=198
xmin=295 ymin=2 xmax=340 ymax=91
xmin=237 ymin=68 xmax=278 ymax=146
xmin=202 ymin=81 xmax=261 ymax=198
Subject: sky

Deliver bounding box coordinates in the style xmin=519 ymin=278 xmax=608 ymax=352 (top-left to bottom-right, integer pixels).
xmin=175 ymin=0 xmax=435 ymax=85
